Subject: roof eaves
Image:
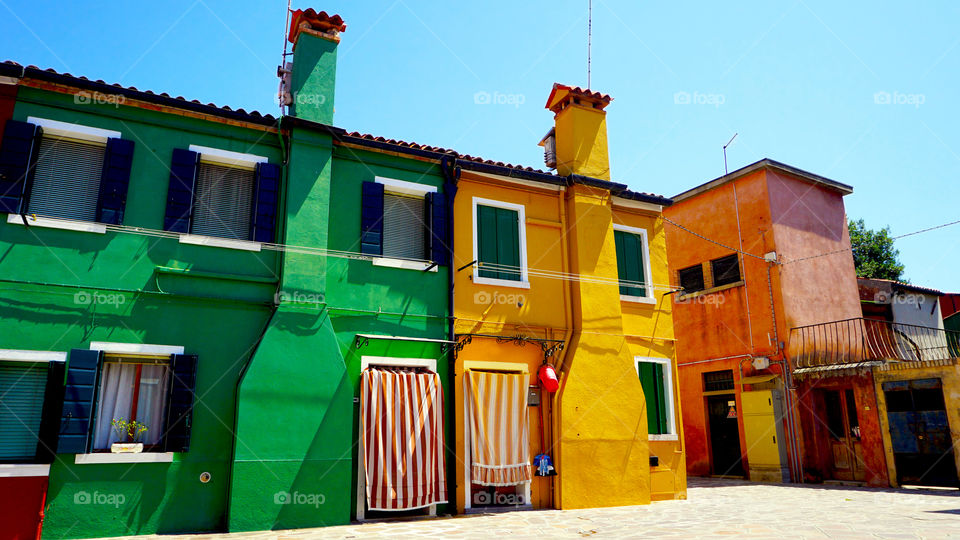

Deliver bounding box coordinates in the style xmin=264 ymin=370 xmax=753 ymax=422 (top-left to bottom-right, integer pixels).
xmin=672 ymin=158 xmax=854 ymax=202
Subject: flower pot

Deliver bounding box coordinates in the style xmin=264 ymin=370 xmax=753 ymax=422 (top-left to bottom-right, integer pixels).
xmin=110 ymin=443 xmax=143 ymax=454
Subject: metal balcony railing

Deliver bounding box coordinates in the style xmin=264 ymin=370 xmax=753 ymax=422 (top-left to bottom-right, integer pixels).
xmin=789 ymin=317 xmax=960 ymax=368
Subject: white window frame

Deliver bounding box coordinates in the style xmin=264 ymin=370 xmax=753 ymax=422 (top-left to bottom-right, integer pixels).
xmin=0 ymin=349 xmax=65 ymax=476
xmin=4 ymin=118 xmax=121 ymax=234
xmin=471 ymin=197 xmax=530 ymax=289
xmin=634 ymin=356 xmax=678 ymax=441
xmin=370 ymin=177 xmax=437 ymax=272
xmin=614 ymin=224 xmax=655 ymax=304
xmin=356 ymin=356 xmax=439 ymax=521
xmin=72 ymin=341 xmax=184 ymax=464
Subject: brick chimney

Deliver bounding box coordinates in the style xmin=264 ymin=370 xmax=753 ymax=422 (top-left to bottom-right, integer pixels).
xmin=284 ymin=9 xmax=346 ymax=124
xmin=542 ymin=83 xmax=613 ymax=180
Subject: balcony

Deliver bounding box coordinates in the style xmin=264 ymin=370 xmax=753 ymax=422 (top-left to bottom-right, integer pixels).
xmin=789 ymin=317 xmax=960 ymax=369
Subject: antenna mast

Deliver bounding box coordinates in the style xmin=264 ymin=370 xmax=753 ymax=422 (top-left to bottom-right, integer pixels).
xmin=723 ymin=133 xmax=738 ymax=174
xmin=587 ymin=0 xmax=592 ymax=89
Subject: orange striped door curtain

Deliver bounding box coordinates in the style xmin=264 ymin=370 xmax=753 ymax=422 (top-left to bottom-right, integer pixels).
xmin=466 ymin=370 xmax=531 ymax=485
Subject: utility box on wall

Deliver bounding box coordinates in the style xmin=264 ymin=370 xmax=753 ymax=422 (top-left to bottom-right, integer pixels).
xmin=741 ymin=389 xmax=790 ymax=482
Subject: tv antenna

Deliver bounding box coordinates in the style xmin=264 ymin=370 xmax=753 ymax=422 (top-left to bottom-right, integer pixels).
xmin=723 ymin=133 xmax=738 ymax=174
xmin=587 ymin=0 xmax=592 ymax=88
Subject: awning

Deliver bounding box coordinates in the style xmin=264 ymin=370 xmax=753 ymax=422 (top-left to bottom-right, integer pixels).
xmin=466 ymin=370 xmax=531 ymax=486
xmin=360 ymin=367 xmax=447 ymax=511
xmin=792 ymin=361 xmax=885 ymax=379
xmin=740 ymin=374 xmax=778 ymax=385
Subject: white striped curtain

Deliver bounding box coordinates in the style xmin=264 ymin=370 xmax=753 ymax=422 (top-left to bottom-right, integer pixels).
xmin=466 ymin=370 xmax=531 ymax=486
xmin=360 ymin=367 xmax=447 ymax=511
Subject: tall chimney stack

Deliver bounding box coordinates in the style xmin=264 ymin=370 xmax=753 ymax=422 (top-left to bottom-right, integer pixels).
xmin=285 ymin=9 xmax=346 ymax=124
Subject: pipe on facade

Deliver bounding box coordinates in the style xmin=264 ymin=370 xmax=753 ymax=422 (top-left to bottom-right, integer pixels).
xmin=439 ymin=154 xmax=460 ymax=508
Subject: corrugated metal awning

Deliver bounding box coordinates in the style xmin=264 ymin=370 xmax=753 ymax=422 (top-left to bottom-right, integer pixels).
xmin=793 ymin=361 xmax=885 ymax=379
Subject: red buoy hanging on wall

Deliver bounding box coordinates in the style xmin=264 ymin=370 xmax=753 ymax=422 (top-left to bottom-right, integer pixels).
xmin=538 ymin=363 xmax=559 ymax=393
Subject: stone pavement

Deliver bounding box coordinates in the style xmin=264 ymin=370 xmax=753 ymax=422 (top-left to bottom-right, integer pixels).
xmin=95 ymin=478 xmax=960 ymax=539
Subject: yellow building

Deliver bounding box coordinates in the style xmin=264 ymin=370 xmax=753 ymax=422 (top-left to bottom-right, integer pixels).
xmin=451 ymin=84 xmax=685 ymax=513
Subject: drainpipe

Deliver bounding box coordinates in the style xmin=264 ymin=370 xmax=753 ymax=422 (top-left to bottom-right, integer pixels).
xmin=439 ymin=154 xmax=459 ymax=508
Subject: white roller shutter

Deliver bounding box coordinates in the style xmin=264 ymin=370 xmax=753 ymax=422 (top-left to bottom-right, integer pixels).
xmin=382 ymin=192 xmax=425 ymax=260
xmin=28 ymin=136 xmax=106 ymax=222
xmin=191 ymin=162 xmax=254 ymax=240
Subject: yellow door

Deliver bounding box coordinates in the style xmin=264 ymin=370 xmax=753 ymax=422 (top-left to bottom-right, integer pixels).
xmin=741 ymin=390 xmax=788 ymax=482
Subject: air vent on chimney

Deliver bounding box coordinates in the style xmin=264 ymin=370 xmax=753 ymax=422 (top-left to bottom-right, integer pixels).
xmin=540 ymin=128 xmax=557 ymax=170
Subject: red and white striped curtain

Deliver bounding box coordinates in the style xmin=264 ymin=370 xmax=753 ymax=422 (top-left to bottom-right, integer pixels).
xmin=360 ymin=367 xmax=447 ymax=511
xmin=466 ymin=370 xmax=531 ymax=486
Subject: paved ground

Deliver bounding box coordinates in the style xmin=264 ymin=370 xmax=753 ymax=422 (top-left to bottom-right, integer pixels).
xmin=97 ymin=478 xmax=960 ymax=539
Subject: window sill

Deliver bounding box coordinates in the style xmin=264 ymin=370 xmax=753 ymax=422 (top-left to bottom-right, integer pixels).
xmin=649 ymin=434 xmax=679 ymax=442
xmin=621 ymin=295 xmax=657 ymax=305
xmin=6 ymin=213 xmax=106 ymax=234
xmin=677 ymin=280 xmax=744 ymax=301
xmin=74 ymin=452 xmax=174 ymax=465
xmin=371 ymin=257 xmax=438 ymax=272
xmin=0 ymin=464 xmax=50 ymax=477
xmin=472 ymin=276 xmax=530 ymax=289
xmin=179 ymin=234 xmax=262 ymax=252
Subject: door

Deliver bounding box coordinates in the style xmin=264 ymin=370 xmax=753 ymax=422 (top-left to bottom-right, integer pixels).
xmin=707 ymin=394 xmax=744 ymax=476
xmin=883 ymin=378 xmax=959 ymax=487
xmin=822 ymin=389 xmax=866 ymax=482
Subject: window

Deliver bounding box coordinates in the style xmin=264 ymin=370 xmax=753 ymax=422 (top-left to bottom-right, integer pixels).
xmin=635 ymin=357 xmax=675 ymax=438
xmin=703 ymin=370 xmax=735 ymax=392
xmin=382 ymin=192 xmax=425 ymax=259
xmin=473 ymin=198 xmax=527 ymax=286
xmin=678 ymin=264 xmax=705 ymax=294
xmin=0 ymin=118 xmax=133 ymax=226
xmin=57 ymin=345 xmax=197 ymax=455
xmin=710 ymin=254 xmax=741 ymax=287
xmin=0 ymin=350 xmax=64 ymax=465
xmin=613 ymin=225 xmax=652 ymax=299
xmin=191 ymin=162 xmax=254 ymax=240
xmin=92 ymin=360 xmax=170 ymax=450
xmin=358 ymin=178 xmax=447 ymax=269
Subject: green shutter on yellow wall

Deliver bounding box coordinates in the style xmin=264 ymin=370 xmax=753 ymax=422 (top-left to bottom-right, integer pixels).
xmin=477 ymin=205 xmax=521 ymax=281
xmin=637 ymin=362 xmax=667 ymax=435
xmin=614 ymin=230 xmax=647 ymax=297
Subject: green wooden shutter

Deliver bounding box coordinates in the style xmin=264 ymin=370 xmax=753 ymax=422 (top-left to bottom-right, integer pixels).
xmin=615 ymin=231 xmax=647 ymax=297
xmin=638 ymin=362 xmax=667 ymax=435
xmin=495 ymin=207 xmax=521 ymax=281
xmin=0 ymin=362 xmax=48 ymax=460
xmin=652 ymin=363 xmax=667 ymax=434
xmin=477 ymin=205 xmax=499 ymax=279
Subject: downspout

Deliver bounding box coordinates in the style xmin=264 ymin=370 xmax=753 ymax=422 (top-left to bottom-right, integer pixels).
xmin=551 ymin=181 xmax=574 ymax=509
xmin=439 ymin=154 xmax=459 ymax=509
xmin=226 ymin=119 xmax=289 ymax=525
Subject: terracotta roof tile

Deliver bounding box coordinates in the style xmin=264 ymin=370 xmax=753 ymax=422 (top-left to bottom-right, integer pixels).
xmin=288 ymin=9 xmax=347 ymax=43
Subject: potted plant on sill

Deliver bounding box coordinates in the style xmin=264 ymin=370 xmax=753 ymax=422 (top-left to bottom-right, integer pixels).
xmin=110 ymin=418 xmax=148 ymax=453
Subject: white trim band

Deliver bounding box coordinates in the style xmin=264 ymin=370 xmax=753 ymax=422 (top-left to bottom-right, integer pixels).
xmin=75 ymin=453 xmax=175 ymax=465
xmin=0 ymin=464 xmax=50 ymax=477
xmin=89 ymin=342 xmax=185 ymax=356
xmin=0 ymin=349 xmax=66 ymax=363
xmin=28 ymin=117 xmax=121 ymax=143
xmin=189 ymin=144 xmax=268 ymax=169
xmin=375 ymin=177 xmax=438 ymax=196
xmin=7 ymin=213 xmax=107 ymax=234
xmin=371 ymin=257 xmax=438 ymax=272
xmin=179 ymin=234 xmax=262 ymax=252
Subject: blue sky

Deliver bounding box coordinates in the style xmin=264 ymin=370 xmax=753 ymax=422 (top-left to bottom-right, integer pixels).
xmin=1 ymin=0 xmax=958 ymax=291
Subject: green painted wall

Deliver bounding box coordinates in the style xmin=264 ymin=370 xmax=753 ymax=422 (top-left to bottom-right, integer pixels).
xmin=2 ymin=88 xmax=282 ymax=539
xmin=289 ymin=32 xmax=337 ymax=125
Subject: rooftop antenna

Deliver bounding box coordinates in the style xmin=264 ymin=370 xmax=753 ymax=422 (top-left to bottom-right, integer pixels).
xmin=723 ymin=132 xmax=738 ymax=174
xmin=279 ymin=0 xmax=293 ymax=115
xmin=587 ymin=0 xmax=592 ymax=88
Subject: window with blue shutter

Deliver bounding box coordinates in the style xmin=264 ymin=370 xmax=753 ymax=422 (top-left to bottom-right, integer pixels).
xmin=57 ymin=349 xmax=102 ymax=454
xmin=427 ymin=191 xmax=450 ymax=266
xmin=476 ymin=204 xmax=521 ymax=281
xmin=614 ymin=230 xmax=649 ymax=297
xmin=0 ymin=120 xmax=40 ymax=214
xmin=0 ymin=361 xmax=48 ymax=461
xmin=96 ymin=138 xmax=135 ymax=225
xmin=164 ymin=354 xmax=197 ymax=453
xmin=163 ymin=148 xmax=199 ymax=233
xmin=360 ymin=181 xmax=384 ymax=256
xmin=251 ymin=162 xmax=280 ymax=243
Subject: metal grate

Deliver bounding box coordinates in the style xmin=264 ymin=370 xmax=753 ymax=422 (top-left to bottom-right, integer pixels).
xmin=703 ymin=370 xmax=735 ymax=392
xmin=382 ymin=192 xmax=425 ymax=260
xmin=191 ymin=162 xmax=253 ymax=240
xmin=28 ymin=136 xmax=106 ymax=221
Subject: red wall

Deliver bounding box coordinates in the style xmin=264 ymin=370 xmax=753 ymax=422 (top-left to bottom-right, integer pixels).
xmin=941 ymin=294 xmax=960 ymax=319
xmin=0 ymin=83 xmax=17 ymax=133
xmin=0 ymin=476 xmax=47 ymax=539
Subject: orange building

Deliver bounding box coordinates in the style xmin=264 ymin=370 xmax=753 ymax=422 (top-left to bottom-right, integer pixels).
xmin=665 ymin=159 xmax=863 ymax=483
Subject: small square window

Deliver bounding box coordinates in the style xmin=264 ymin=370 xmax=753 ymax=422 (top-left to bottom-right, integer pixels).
xmin=710 ymin=254 xmax=741 ymax=287
xmin=703 ymin=370 xmax=735 ymax=392
xmin=28 ymin=136 xmax=106 ymax=222
xmin=191 ymin=162 xmax=254 ymax=240
xmin=678 ymin=264 xmax=705 ymax=294
xmin=382 ymin=192 xmax=426 ymax=260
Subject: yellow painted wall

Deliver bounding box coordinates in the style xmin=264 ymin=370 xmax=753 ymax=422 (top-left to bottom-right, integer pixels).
xmin=873 ymin=360 xmax=960 ymax=487
xmin=554 ymin=104 xmax=611 ymax=180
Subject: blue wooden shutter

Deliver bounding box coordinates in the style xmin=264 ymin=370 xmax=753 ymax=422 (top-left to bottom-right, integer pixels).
xmin=164 ymin=354 xmax=198 ymax=452
xmin=57 ymin=349 xmax=102 ymax=454
xmin=360 ymin=181 xmax=384 ymax=256
xmin=96 ymin=138 xmax=135 ymax=225
xmin=251 ymin=162 xmax=280 ymax=242
xmin=0 ymin=362 xmax=47 ymax=460
xmin=163 ymin=148 xmax=199 ymax=232
xmin=0 ymin=120 xmax=40 ymax=214
xmin=427 ymin=191 xmax=450 ymax=266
